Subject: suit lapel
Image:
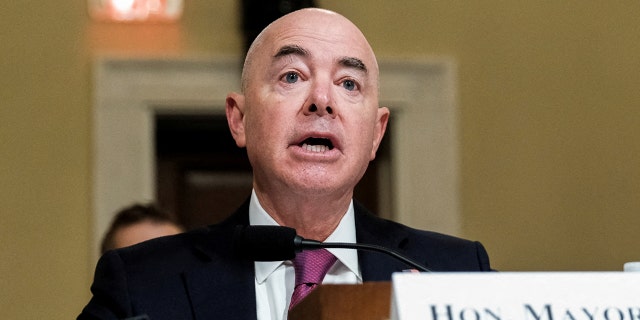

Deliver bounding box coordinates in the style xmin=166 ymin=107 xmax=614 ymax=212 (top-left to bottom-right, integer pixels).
xmin=183 ymin=257 xmax=256 ymax=320
xmin=354 ymin=202 xmax=426 ymax=281
xmin=182 ymin=200 xmax=258 ymax=320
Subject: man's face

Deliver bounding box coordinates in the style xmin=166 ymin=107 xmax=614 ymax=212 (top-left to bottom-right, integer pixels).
xmin=230 ymin=10 xmax=389 ymax=198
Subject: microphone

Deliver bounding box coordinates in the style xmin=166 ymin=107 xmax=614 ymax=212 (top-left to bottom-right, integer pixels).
xmin=233 ymin=225 xmax=431 ymax=272
xmin=232 ymin=224 xmax=298 ymax=261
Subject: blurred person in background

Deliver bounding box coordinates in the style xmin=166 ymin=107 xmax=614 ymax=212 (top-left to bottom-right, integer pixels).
xmin=100 ymin=203 xmax=184 ymax=254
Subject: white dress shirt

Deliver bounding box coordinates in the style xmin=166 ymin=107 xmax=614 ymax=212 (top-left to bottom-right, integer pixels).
xmin=249 ymin=191 xmax=362 ymax=320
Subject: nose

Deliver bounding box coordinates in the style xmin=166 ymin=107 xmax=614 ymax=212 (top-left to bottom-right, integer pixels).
xmin=304 ymin=80 xmax=336 ymax=117
xmin=307 ymin=103 xmax=334 ymax=116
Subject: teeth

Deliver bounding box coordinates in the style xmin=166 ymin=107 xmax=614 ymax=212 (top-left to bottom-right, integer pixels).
xmin=302 ymin=143 xmax=329 ymax=153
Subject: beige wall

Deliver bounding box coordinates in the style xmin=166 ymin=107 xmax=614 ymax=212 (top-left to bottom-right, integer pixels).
xmin=1 ymin=1 xmax=639 ymax=319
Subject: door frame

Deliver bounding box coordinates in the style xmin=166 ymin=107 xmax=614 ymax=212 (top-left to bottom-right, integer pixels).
xmin=92 ymin=56 xmax=460 ymax=261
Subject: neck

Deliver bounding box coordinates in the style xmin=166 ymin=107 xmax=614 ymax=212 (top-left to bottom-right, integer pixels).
xmin=254 ymin=188 xmax=352 ymax=241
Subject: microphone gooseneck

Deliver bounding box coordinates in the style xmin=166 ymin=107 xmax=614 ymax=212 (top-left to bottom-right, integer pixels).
xmin=296 ymin=237 xmax=431 ymax=272
xmin=234 ymin=225 xmax=431 ymax=272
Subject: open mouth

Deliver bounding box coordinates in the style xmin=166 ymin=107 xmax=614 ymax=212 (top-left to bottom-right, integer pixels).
xmin=299 ymin=137 xmax=334 ymax=153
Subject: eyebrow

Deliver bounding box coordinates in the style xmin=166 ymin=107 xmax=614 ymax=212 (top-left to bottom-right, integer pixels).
xmin=274 ymin=45 xmax=309 ymax=59
xmin=339 ymin=56 xmax=368 ymax=74
xmin=273 ymin=45 xmax=368 ymax=74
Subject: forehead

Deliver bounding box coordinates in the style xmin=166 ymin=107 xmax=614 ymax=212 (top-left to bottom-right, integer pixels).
xmin=251 ymin=11 xmax=378 ymax=75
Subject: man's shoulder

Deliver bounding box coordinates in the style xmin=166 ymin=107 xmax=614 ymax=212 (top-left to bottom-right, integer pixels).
xmin=356 ymin=210 xmax=474 ymax=246
xmin=105 ymin=222 xmax=236 ymax=273
xmin=353 ymin=202 xmax=470 ymax=244
xmin=113 ymin=205 xmax=250 ymax=267
xmin=353 ymin=202 xmax=491 ymax=271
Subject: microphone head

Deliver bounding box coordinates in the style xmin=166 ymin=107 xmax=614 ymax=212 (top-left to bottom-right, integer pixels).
xmin=233 ymin=225 xmax=298 ymax=261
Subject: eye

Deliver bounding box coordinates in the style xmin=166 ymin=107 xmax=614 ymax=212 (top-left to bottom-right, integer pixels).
xmin=341 ymin=79 xmax=357 ymax=91
xmin=283 ymin=72 xmax=299 ymax=84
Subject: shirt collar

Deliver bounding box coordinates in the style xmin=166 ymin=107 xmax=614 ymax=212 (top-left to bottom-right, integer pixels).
xmin=324 ymin=203 xmax=360 ymax=281
xmin=249 ymin=190 xmax=361 ymax=284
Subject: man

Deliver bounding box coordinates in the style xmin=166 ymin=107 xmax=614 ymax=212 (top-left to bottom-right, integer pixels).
xmin=100 ymin=203 xmax=184 ymax=254
xmin=78 ymin=8 xmax=491 ymax=320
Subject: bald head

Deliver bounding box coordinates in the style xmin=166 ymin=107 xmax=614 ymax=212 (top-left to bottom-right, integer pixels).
xmin=241 ymin=8 xmax=378 ymax=93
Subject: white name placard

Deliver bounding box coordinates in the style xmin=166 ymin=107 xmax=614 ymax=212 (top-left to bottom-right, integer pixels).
xmin=391 ymin=272 xmax=640 ymax=320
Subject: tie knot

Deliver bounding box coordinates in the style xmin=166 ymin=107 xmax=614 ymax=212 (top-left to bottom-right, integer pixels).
xmin=292 ymin=249 xmax=337 ymax=286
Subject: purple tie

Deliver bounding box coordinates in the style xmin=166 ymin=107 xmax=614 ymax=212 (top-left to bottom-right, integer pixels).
xmin=289 ymin=248 xmax=337 ymax=310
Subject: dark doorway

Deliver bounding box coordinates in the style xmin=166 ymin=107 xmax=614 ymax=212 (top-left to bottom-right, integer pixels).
xmin=155 ymin=113 xmax=390 ymax=230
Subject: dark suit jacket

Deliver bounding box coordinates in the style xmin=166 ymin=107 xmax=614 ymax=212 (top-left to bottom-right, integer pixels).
xmin=78 ymin=200 xmax=491 ymax=320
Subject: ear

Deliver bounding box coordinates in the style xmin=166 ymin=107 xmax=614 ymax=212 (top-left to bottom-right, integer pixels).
xmin=370 ymin=106 xmax=390 ymax=160
xmin=226 ymin=92 xmax=247 ymax=148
